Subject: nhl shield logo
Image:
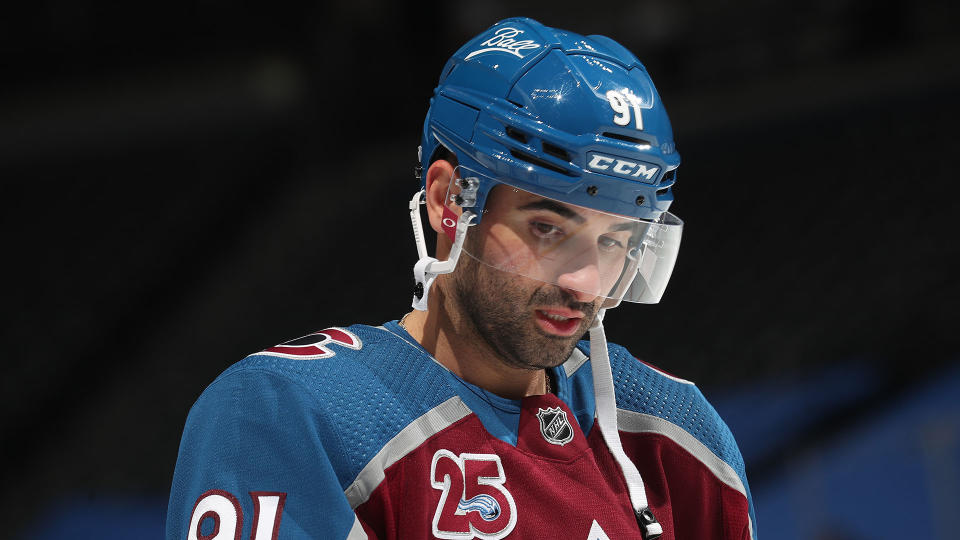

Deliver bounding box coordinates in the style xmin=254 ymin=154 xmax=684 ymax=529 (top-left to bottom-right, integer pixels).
xmin=536 ymin=407 xmax=574 ymax=446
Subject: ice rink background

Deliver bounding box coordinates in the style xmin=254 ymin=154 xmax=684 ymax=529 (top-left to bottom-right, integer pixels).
xmin=4 ymin=1 xmax=958 ymax=538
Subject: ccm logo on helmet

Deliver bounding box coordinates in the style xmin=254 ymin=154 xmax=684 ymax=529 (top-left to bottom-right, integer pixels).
xmin=586 ymin=152 xmax=660 ymax=184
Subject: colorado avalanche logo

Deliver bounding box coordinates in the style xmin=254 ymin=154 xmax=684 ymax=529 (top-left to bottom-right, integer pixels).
xmin=536 ymin=407 xmax=574 ymax=446
xmin=457 ymin=494 xmax=501 ymax=521
xmin=261 ymin=327 xmax=361 ymax=360
xmin=431 ymin=450 xmax=517 ymax=539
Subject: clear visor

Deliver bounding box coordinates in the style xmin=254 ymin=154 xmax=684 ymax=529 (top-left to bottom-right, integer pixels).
xmin=443 ymin=166 xmax=683 ymax=304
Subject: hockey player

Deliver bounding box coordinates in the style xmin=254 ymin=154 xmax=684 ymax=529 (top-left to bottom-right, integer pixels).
xmin=167 ymin=17 xmax=756 ymax=540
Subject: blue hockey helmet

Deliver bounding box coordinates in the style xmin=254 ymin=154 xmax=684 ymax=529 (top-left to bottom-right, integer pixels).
xmin=420 ymin=17 xmax=681 ymax=222
xmin=411 ymin=17 xmax=683 ymax=308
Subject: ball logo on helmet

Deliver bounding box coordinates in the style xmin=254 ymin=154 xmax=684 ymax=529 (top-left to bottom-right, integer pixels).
xmin=465 ymin=27 xmax=541 ymax=60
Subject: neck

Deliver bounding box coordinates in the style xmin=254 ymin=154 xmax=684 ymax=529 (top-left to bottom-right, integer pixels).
xmin=400 ymin=275 xmax=548 ymax=400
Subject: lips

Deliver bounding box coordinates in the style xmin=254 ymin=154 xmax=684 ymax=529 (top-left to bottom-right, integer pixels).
xmin=534 ymin=308 xmax=583 ymax=337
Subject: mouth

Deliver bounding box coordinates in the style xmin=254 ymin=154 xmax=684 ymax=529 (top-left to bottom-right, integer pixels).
xmin=534 ymin=308 xmax=584 ymax=337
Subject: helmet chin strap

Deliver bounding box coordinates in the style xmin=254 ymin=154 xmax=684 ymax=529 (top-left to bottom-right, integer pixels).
xmin=590 ymin=309 xmax=663 ymax=539
xmin=409 ymin=189 xmax=475 ymax=311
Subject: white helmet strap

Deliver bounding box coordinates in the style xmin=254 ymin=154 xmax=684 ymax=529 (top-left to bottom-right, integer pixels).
xmin=409 ymin=189 xmax=475 ymax=310
xmin=590 ymin=311 xmax=663 ymax=539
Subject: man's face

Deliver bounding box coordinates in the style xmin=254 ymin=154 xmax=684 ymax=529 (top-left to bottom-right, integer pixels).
xmin=450 ymin=185 xmax=637 ymax=370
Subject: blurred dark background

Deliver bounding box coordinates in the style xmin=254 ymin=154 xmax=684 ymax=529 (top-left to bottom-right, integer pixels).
xmin=3 ymin=1 xmax=958 ymax=539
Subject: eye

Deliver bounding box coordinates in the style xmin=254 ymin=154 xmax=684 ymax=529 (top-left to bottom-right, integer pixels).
xmin=530 ymin=221 xmax=564 ymax=239
xmin=598 ymin=235 xmax=625 ymax=252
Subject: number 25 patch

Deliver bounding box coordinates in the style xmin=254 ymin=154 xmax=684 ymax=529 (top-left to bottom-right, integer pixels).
xmin=431 ymin=450 xmax=517 ymax=539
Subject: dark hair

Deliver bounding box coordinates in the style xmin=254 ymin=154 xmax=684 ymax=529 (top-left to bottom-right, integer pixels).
xmin=429 ymin=143 xmax=459 ymax=168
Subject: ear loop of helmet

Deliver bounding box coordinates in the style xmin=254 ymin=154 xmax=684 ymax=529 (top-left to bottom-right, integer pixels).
xmin=408 ymin=188 xmax=476 ymax=311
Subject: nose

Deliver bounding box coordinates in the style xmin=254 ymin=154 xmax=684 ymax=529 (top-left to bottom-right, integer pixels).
xmin=556 ymin=263 xmax=602 ymax=303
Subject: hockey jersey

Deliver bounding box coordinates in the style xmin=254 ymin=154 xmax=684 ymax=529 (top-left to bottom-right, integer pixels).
xmin=166 ymin=321 xmax=756 ymax=539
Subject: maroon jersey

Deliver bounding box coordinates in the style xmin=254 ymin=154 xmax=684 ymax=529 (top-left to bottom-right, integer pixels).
xmin=167 ymin=322 xmax=756 ymax=539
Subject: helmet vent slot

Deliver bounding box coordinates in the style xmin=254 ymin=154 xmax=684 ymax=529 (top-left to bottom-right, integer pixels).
xmin=602 ymin=132 xmax=652 ymax=146
xmin=541 ymin=141 xmax=570 ymax=162
xmin=505 ymin=126 xmax=528 ymax=143
xmin=656 ymin=187 xmax=670 ymax=195
xmin=661 ymin=169 xmax=676 ymax=184
xmin=510 ymin=150 xmax=573 ymax=176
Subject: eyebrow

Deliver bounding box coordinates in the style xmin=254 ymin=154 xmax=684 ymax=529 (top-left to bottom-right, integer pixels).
xmin=610 ymin=222 xmax=638 ymax=233
xmin=518 ymin=200 xmax=586 ymax=224
xmin=519 ymin=199 xmax=638 ymax=233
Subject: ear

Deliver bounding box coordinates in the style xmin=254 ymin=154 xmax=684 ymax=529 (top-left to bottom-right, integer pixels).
xmin=424 ymin=159 xmax=458 ymax=235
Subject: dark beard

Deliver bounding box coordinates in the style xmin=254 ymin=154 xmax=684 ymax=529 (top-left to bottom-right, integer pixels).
xmin=451 ymin=253 xmax=598 ymax=370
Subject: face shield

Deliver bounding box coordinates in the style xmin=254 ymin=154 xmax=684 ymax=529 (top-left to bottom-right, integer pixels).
xmin=442 ymin=166 xmax=683 ymax=305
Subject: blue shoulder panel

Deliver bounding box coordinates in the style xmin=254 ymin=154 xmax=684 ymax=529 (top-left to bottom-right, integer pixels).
xmin=574 ymin=340 xmax=751 ymax=501
xmin=226 ymin=324 xmax=459 ymax=490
